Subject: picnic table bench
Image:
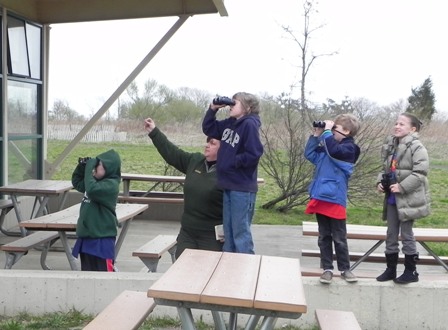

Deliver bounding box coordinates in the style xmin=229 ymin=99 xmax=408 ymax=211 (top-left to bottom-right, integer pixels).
xmin=121 ymin=172 xmax=265 ymax=199
xmin=0 ymin=231 xmax=59 ymax=269
xmin=121 ymin=173 xmax=185 ymax=197
xmin=84 ymin=290 xmax=156 ymax=330
xmin=302 ymin=221 xmax=448 ymax=272
xmin=132 ymin=234 xmax=177 ymax=272
xmin=315 ymin=309 xmax=361 ymax=330
xmin=9 ymin=203 xmax=148 ymax=270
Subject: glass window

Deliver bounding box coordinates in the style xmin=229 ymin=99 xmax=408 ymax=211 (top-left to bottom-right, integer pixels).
xmin=7 ymin=16 xmax=29 ymax=77
xmin=8 ymin=139 xmax=39 ymax=183
xmin=26 ymin=23 xmax=41 ymax=80
xmin=8 ymin=80 xmax=38 ymax=135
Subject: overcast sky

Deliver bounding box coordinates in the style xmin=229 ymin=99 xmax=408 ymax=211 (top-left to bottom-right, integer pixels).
xmin=48 ymin=0 xmax=447 ymax=117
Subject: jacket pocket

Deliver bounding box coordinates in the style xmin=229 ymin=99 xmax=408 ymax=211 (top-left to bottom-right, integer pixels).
xmin=314 ymin=178 xmax=339 ymax=200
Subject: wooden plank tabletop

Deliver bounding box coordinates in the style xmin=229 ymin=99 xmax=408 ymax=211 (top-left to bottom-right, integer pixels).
xmin=148 ymin=249 xmax=307 ymax=315
xmin=255 ymin=256 xmax=307 ymax=313
xmin=0 ymin=179 xmax=73 ymax=195
xmin=20 ymin=203 xmax=148 ymax=230
xmin=121 ymin=173 xmax=186 ymax=183
xmin=201 ymin=252 xmax=260 ymax=308
xmin=148 ymin=249 xmax=221 ymax=303
xmin=302 ymin=221 xmax=448 ymax=242
xmin=121 ymin=173 xmax=265 ymax=185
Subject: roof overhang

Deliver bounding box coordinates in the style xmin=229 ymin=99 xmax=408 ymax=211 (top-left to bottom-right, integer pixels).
xmin=0 ymin=0 xmax=228 ymax=24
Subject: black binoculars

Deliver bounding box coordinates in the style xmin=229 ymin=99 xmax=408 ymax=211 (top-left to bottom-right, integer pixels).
xmin=213 ymin=96 xmax=235 ymax=106
xmin=312 ymin=121 xmax=337 ymax=130
xmin=312 ymin=121 xmax=326 ymax=128
xmin=78 ymin=157 xmax=92 ymax=165
xmin=381 ymin=173 xmax=397 ymax=192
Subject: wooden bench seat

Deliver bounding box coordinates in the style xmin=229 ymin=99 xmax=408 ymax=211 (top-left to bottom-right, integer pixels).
xmin=315 ymin=309 xmax=361 ymax=330
xmin=132 ymin=234 xmax=177 ymax=272
xmin=83 ymin=290 xmax=156 ymax=330
xmin=301 ymin=249 xmax=448 ymax=266
xmin=0 ymin=231 xmax=59 ymax=269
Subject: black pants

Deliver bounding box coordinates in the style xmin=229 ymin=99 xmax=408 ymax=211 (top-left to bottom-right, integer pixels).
xmin=316 ymin=213 xmax=350 ymax=271
xmin=175 ymin=227 xmax=224 ymax=259
xmin=80 ymin=252 xmax=114 ymax=272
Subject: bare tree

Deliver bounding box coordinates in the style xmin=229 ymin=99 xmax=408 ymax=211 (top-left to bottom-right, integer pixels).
xmin=282 ymin=0 xmax=337 ymax=115
xmin=49 ymin=99 xmax=84 ymax=122
xmin=259 ymin=0 xmax=338 ymax=212
xmin=260 ymin=96 xmax=392 ymax=212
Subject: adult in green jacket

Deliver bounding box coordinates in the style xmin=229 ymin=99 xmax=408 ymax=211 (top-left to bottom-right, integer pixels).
xmin=72 ymin=149 xmax=121 ymax=271
xmin=144 ymin=118 xmax=223 ymax=259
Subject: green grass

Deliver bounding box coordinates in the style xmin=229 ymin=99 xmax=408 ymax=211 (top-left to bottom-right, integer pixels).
xmin=47 ymin=140 xmax=448 ymax=224
xmin=46 ymin=140 xmax=448 ymax=255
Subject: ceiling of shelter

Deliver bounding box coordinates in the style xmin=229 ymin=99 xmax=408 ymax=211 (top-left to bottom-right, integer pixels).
xmin=0 ymin=0 xmax=228 ymax=24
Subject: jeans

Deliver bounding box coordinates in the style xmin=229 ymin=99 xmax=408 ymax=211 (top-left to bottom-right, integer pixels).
xmin=316 ymin=213 xmax=350 ymax=271
xmin=385 ymin=204 xmax=417 ymax=255
xmin=222 ymin=190 xmax=256 ymax=254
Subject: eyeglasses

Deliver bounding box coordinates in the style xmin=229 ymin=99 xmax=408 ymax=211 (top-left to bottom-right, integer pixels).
xmin=331 ymin=127 xmax=348 ymax=137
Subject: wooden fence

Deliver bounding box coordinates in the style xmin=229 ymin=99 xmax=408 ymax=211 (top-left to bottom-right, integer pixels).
xmin=48 ymin=124 xmax=127 ymax=142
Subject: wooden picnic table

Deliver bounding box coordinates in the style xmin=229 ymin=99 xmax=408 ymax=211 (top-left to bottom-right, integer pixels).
xmin=19 ymin=203 xmax=148 ymax=270
xmin=148 ymin=249 xmax=307 ymax=330
xmin=121 ymin=173 xmax=185 ymax=197
xmin=0 ymin=179 xmax=73 ymax=236
xmin=302 ymin=221 xmax=448 ymax=272
xmin=121 ymin=172 xmax=265 ymax=197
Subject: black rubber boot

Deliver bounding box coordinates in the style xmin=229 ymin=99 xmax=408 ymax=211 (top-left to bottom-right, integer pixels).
xmin=394 ymin=254 xmax=419 ymax=284
xmin=376 ymin=253 xmax=398 ymax=282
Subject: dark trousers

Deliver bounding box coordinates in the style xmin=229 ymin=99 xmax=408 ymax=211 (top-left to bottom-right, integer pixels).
xmin=175 ymin=227 xmax=224 ymax=259
xmin=80 ymin=252 xmax=114 ymax=272
xmin=316 ymin=213 xmax=350 ymax=271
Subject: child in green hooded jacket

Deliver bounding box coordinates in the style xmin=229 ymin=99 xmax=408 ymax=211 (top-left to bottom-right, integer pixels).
xmin=71 ymin=149 xmax=121 ymax=271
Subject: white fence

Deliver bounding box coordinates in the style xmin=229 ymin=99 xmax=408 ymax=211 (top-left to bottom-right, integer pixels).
xmin=47 ymin=124 xmax=127 ymax=142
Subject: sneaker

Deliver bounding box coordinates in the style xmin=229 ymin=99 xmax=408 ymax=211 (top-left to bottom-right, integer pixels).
xmin=341 ymin=270 xmax=358 ymax=283
xmin=320 ymin=271 xmax=333 ymax=284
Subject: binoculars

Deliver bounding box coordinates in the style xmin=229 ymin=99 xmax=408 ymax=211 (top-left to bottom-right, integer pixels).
xmin=213 ymin=96 xmax=235 ymax=106
xmin=78 ymin=157 xmax=92 ymax=165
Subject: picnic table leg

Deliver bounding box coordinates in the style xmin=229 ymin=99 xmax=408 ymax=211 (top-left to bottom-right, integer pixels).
xmin=229 ymin=312 xmax=238 ymax=330
xmin=0 ymin=204 xmax=18 ymax=237
xmin=57 ymin=191 xmax=69 ymax=211
xmin=211 ymin=311 xmax=226 ymax=330
xmin=115 ymin=220 xmax=132 ymax=260
xmin=177 ymin=306 xmax=196 ymax=330
xmin=258 ymin=316 xmax=277 ymax=330
xmin=122 ymin=180 xmax=130 ymax=196
xmin=10 ymin=195 xmax=27 ymax=237
xmin=349 ymin=240 xmax=384 ymax=271
xmin=419 ymin=241 xmax=448 ymax=272
xmin=33 ymin=196 xmax=50 ymax=218
xmin=58 ymin=231 xmax=79 ymax=270
xmin=245 ymin=315 xmax=261 ymax=330
xmin=39 ymin=238 xmax=58 ymax=270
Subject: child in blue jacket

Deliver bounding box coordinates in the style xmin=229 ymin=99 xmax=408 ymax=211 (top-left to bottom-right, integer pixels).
xmin=202 ymin=92 xmax=263 ymax=254
xmin=304 ymin=114 xmax=361 ymax=284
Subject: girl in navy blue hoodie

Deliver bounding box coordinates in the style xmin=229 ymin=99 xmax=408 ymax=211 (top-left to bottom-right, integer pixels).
xmin=202 ymin=92 xmax=263 ymax=254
